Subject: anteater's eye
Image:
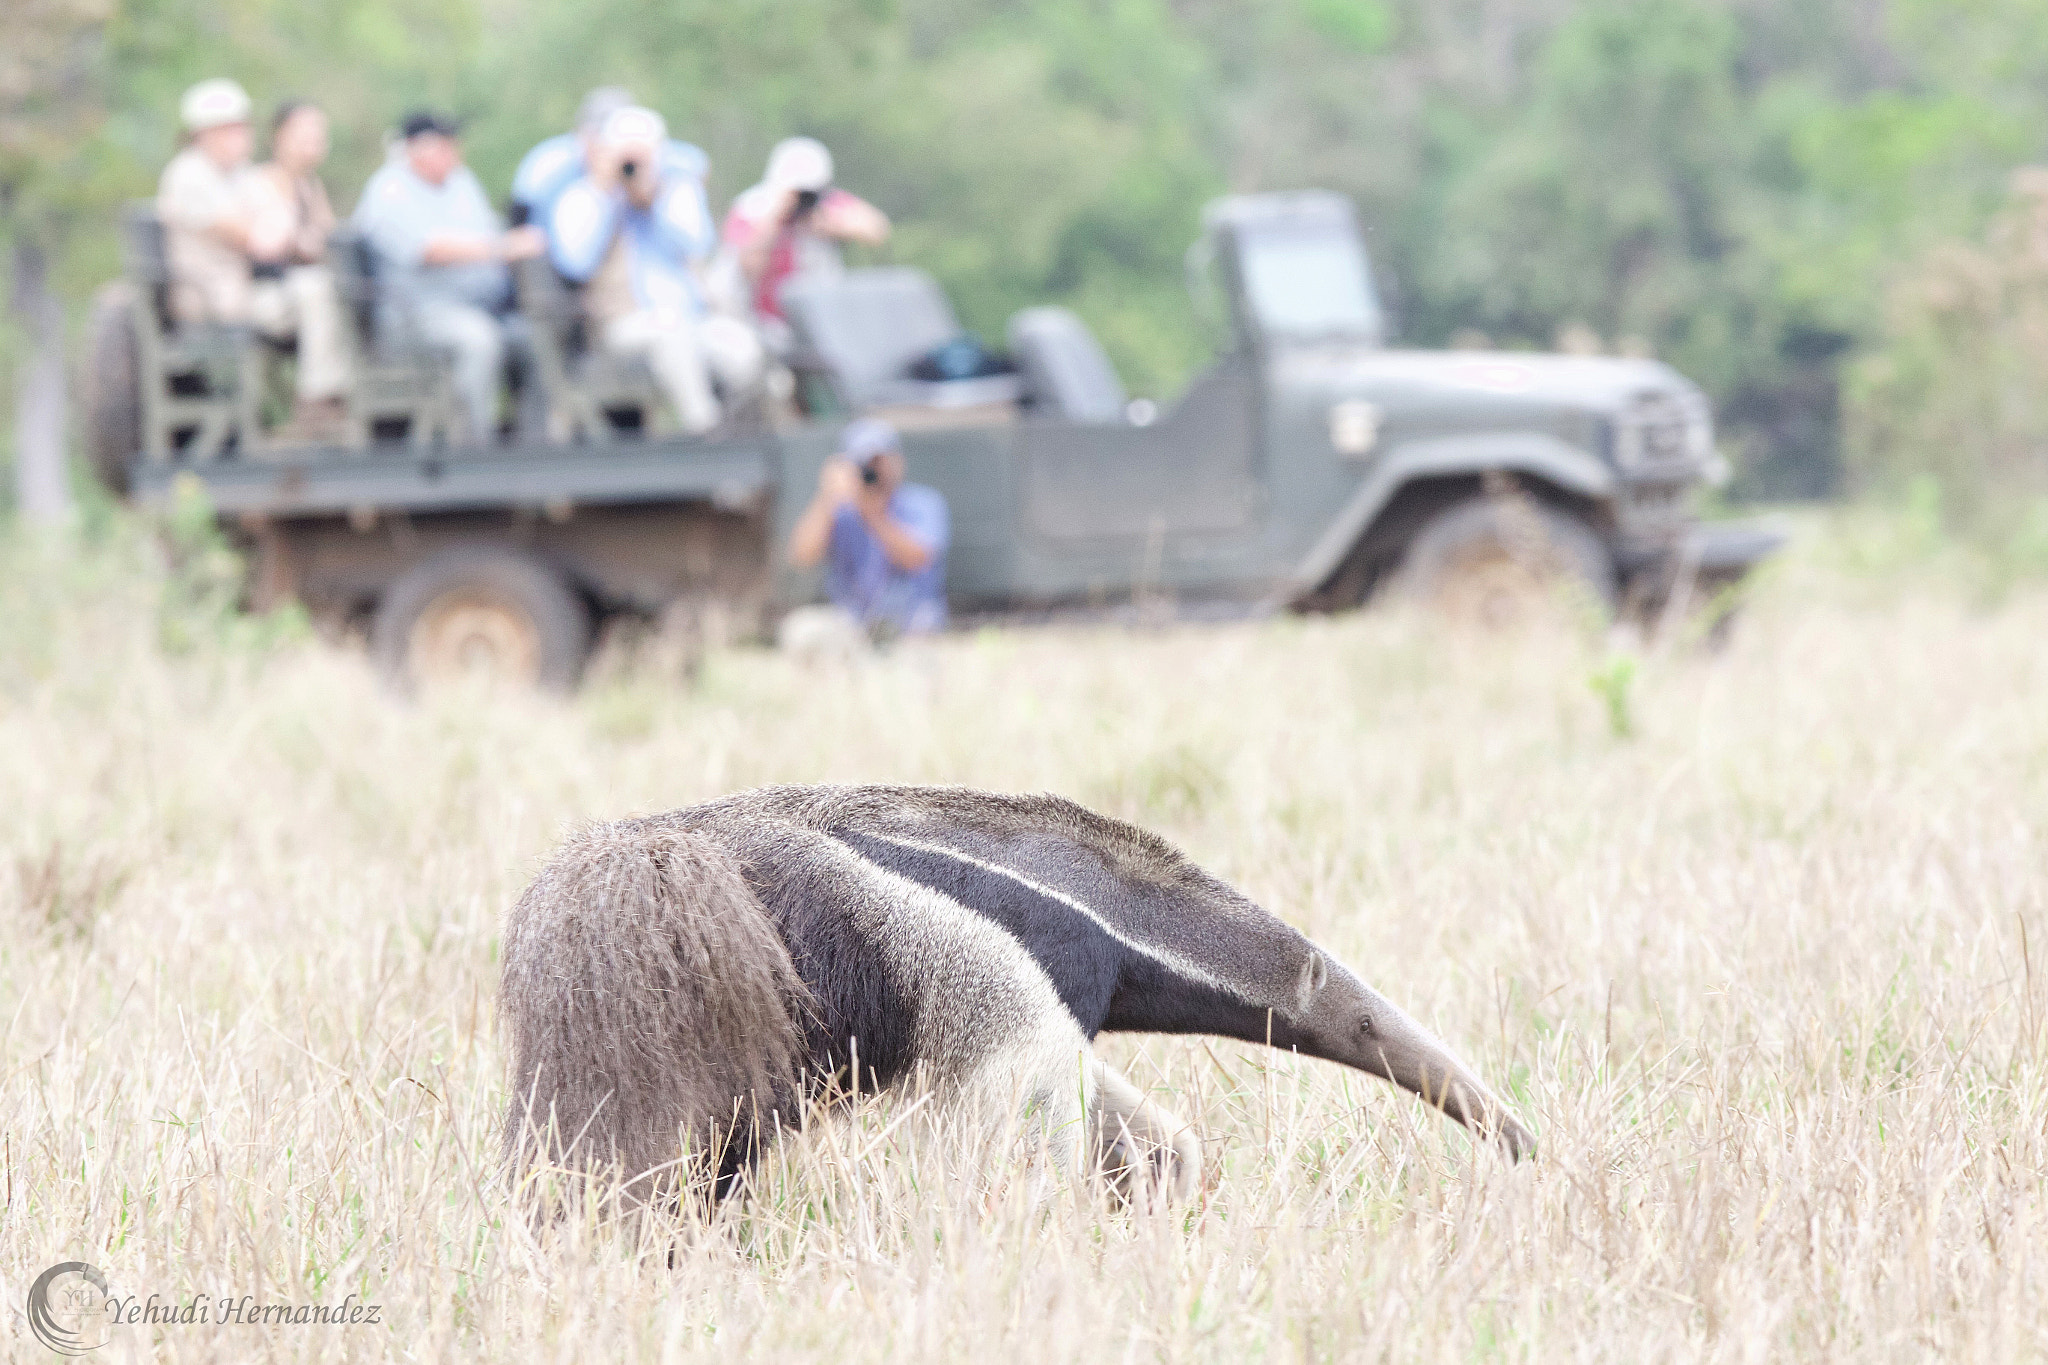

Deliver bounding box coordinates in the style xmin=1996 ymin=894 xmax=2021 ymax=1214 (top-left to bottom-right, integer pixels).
xmin=1358 ymin=1016 xmax=1374 ymax=1035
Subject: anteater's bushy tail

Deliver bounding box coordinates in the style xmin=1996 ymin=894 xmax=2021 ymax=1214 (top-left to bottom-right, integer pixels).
xmin=500 ymin=821 xmax=809 ymax=1204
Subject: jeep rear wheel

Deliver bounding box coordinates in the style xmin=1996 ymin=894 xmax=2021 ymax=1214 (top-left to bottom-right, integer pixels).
xmin=372 ymin=547 xmax=591 ymax=694
xmin=84 ymin=282 xmax=142 ymax=496
xmin=1399 ymin=496 xmax=1617 ymax=628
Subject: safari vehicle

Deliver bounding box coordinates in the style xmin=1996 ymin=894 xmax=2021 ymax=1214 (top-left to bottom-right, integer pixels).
xmin=87 ymin=190 xmax=1778 ymax=690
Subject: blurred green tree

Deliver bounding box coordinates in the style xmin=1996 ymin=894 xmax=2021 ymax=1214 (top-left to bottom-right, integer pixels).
xmin=1847 ymin=170 xmax=2048 ymax=533
xmin=463 ymin=0 xmax=1224 ymax=396
xmin=3 ymin=0 xmax=116 ymax=522
xmin=2 ymin=0 xmax=481 ymax=520
xmin=12 ymin=0 xmax=2048 ymax=515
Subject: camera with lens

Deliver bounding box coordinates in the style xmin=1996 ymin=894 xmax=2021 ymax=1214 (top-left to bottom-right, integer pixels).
xmin=859 ymin=460 xmax=881 ymax=487
xmin=620 ymin=158 xmax=640 ymax=181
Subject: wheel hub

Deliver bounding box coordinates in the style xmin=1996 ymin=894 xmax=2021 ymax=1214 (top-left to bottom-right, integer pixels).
xmin=1431 ymin=544 xmax=1573 ymax=628
xmin=408 ymin=590 xmax=543 ymax=688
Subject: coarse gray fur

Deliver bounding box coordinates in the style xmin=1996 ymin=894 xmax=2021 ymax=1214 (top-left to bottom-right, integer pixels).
xmin=500 ymin=784 xmax=1533 ymax=1206
xmin=499 ymin=821 xmax=811 ymax=1204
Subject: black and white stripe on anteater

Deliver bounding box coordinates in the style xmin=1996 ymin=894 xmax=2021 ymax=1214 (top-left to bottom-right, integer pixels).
xmin=501 ymin=784 xmax=1533 ymax=1205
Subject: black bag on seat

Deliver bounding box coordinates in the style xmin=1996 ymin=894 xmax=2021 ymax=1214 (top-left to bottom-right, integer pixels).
xmin=906 ymin=334 xmax=1014 ymax=382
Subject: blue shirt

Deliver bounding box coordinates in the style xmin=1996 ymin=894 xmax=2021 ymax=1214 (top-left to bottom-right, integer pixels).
xmin=826 ymin=484 xmax=950 ymax=632
xmin=547 ymin=164 xmax=717 ymax=317
xmin=513 ymin=134 xmax=709 ymax=227
xmin=352 ymin=159 xmax=510 ymax=312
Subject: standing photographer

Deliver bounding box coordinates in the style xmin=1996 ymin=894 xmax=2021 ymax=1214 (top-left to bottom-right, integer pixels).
xmin=719 ymin=137 xmax=890 ymax=343
xmin=786 ymin=418 xmax=949 ymax=635
xmin=549 ymin=106 xmax=761 ymax=434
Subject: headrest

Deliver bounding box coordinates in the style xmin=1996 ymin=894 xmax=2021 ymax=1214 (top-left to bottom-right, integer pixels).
xmin=577 ymin=86 xmax=635 ymax=134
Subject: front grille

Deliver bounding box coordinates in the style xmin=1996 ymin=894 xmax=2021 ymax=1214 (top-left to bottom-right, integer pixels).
xmin=1625 ymin=482 xmax=1689 ymax=523
xmin=1612 ymin=389 xmax=1711 ymax=473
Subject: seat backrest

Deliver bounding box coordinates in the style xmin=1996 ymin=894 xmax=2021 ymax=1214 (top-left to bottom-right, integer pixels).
xmin=119 ymin=202 xmax=174 ymax=332
xmin=780 ymin=267 xmax=962 ymax=409
xmin=327 ymin=228 xmax=376 ymax=303
xmin=513 ymin=256 xmax=584 ymax=338
xmin=511 ymin=256 xmax=591 ymax=401
xmin=1006 ymin=306 xmax=1127 ymax=423
xmin=326 ymin=228 xmax=384 ymax=349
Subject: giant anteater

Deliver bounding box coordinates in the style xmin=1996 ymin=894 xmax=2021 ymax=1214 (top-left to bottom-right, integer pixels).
xmin=501 ymin=784 xmax=1531 ymax=1205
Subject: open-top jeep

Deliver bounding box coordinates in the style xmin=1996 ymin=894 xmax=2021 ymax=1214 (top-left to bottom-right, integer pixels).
xmin=87 ymin=189 xmax=1779 ymax=689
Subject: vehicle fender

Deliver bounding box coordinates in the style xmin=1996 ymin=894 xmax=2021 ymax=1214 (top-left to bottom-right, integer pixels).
xmin=1286 ymin=431 xmax=1616 ymax=599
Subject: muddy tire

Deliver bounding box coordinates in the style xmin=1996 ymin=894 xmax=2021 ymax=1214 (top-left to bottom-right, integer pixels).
xmin=372 ymin=547 xmax=592 ymax=694
xmin=1399 ymin=496 xmax=1617 ymax=627
xmin=84 ymin=282 xmax=143 ymax=496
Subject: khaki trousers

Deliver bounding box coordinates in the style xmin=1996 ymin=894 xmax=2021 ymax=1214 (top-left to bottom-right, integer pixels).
xmin=250 ymin=265 xmax=350 ymax=402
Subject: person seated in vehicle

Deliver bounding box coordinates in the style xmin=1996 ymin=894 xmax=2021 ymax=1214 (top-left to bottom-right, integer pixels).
xmin=509 ymin=86 xmax=707 ymax=231
xmin=785 ymin=417 xmax=949 ymax=635
xmin=156 ymin=80 xmax=352 ymax=439
xmin=718 ymin=137 xmax=890 ymax=350
xmin=547 ymin=105 xmax=762 ymax=435
xmin=351 ymin=111 xmax=547 ymax=443
xmin=243 ymin=100 xmax=353 ymax=437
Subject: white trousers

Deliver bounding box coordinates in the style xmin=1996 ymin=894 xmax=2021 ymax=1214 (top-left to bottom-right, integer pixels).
xmin=603 ymin=310 xmax=764 ymax=435
xmin=248 ymin=265 xmax=350 ymax=401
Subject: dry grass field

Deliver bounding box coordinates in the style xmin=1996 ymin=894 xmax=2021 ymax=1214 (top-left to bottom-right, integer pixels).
xmin=3 ymin=516 xmax=2045 ymax=1361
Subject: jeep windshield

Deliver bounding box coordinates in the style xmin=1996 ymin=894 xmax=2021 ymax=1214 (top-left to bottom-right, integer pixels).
xmin=1238 ymin=222 xmax=1382 ymax=343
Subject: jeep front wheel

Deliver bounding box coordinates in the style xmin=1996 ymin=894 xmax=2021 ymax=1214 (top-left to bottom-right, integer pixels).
xmin=1398 ymin=496 xmax=1617 ymax=628
xmin=371 ymin=547 xmax=592 ymax=693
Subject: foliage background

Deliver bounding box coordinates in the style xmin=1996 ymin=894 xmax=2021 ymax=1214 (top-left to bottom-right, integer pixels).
xmin=11 ymin=0 xmax=2048 ymax=508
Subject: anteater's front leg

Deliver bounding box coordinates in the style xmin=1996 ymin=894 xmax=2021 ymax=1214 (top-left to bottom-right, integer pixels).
xmin=1088 ymin=1059 xmax=1202 ymax=1208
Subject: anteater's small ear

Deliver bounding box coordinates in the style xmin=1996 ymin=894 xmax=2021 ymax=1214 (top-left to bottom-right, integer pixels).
xmin=1295 ymin=951 xmax=1328 ymax=1011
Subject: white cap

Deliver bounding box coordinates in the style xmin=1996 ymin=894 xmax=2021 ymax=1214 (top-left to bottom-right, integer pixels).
xmin=180 ymin=78 xmax=252 ymax=132
xmin=598 ymin=105 xmax=667 ymax=151
xmin=765 ymin=136 xmax=833 ymax=192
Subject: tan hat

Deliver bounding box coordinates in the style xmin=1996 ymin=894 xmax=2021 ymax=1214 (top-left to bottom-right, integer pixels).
xmin=180 ymin=78 xmax=252 ymax=132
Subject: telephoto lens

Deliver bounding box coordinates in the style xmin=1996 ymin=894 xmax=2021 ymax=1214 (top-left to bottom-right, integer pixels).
xmin=620 ymin=159 xmax=639 ymax=180
xmin=860 ymin=462 xmax=880 ymax=487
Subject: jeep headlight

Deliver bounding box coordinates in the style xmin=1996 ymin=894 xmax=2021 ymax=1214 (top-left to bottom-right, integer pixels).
xmin=1613 ymin=390 xmax=1712 ymax=472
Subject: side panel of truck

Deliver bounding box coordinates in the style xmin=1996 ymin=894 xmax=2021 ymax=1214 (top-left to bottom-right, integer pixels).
xmin=770 ymin=419 xmax=1024 ymax=612
xmin=1003 ymin=355 xmax=1288 ymax=604
xmin=264 ymin=502 xmax=771 ymax=624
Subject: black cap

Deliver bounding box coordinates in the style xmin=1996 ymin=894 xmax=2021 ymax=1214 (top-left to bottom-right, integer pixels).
xmin=400 ymin=110 xmax=462 ymax=140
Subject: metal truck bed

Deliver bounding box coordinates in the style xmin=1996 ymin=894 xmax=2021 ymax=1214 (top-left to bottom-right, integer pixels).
xmin=127 ymin=436 xmax=774 ymax=520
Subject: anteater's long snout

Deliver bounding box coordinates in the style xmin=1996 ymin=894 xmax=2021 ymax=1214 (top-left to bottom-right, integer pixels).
xmin=1303 ymin=963 xmax=1534 ymax=1159
xmin=1367 ymin=1005 xmax=1534 ymax=1159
